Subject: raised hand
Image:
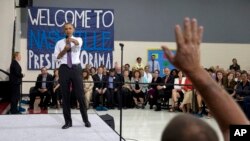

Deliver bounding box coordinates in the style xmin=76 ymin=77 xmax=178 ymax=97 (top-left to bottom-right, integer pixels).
xmin=162 ymin=18 xmax=203 ymax=74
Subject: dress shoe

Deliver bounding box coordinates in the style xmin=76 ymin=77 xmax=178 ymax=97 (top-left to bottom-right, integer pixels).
xmin=62 ymin=122 xmax=72 ymax=129
xmin=84 ymin=121 xmax=91 ymax=128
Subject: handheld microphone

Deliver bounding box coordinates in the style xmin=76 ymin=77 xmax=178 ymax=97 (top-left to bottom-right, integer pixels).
xmin=119 ymin=43 xmax=124 ymax=47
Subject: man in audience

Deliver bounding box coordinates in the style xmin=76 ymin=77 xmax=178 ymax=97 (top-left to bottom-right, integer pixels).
xmin=29 ymin=67 xmax=53 ymax=110
xmin=161 ymin=18 xmax=249 ymax=141
xmin=92 ymin=66 xmax=109 ymax=110
xmin=134 ymin=57 xmax=145 ymax=70
xmin=229 ymin=58 xmax=241 ymax=71
xmin=156 ymin=67 xmax=174 ymax=111
xmin=147 ymin=54 xmax=160 ymax=73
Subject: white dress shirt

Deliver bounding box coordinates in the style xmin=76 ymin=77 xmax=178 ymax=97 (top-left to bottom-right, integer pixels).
xmin=54 ymin=36 xmax=83 ymax=66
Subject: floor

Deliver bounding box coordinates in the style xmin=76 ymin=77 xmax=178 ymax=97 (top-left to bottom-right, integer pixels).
xmin=0 ymin=114 xmax=124 ymax=141
xmin=17 ymin=101 xmax=224 ymax=141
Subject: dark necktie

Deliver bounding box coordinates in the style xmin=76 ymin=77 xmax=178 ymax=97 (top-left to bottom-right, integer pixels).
xmin=152 ymin=60 xmax=155 ymax=72
xmin=67 ymin=43 xmax=72 ymax=68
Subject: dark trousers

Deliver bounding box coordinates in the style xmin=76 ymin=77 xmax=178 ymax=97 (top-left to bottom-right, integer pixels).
xmin=59 ymin=64 xmax=88 ymax=124
xmin=10 ymin=84 xmax=20 ymax=113
xmin=29 ymin=89 xmax=51 ymax=108
xmin=119 ymin=87 xmax=133 ymax=108
xmin=93 ymin=90 xmax=108 ymax=107
xmin=107 ymin=88 xmax=116 ymax=108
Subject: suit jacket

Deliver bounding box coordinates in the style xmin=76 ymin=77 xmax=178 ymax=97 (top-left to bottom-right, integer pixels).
xmin=92 ymin=74 xmax=108 ymax=90
xmin=161 ymin=75 xmax=174 ymax=91
xmin=109 ymin=74 xmax=123 ymax=89
xmin=35 ymin=74 xmax=54 ymax=91
xmin=9 ymin=60 xmax=23 ymax=85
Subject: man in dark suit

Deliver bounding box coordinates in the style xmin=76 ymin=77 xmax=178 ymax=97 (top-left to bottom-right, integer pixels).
xmin=92 ymin=66 xmax=109 ymax=110
xmin=156 ymin=67 xmax=174 ymax=111
xmin=9 ymin=52 xmax=24 ymax=114
xmin=106 ymin=68 xmax=123 ymax=109
xmin=29 ymin=67 xmax=53 ymax=110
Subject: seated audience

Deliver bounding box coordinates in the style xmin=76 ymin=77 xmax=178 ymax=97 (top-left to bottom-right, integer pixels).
xmin=170 ymin=70 xmax=186 ymax=112
xmin=215 ymin=70 xmax=225 ymax=88
xmin=92 ymin=67 xmax=109 ymax=109
xmin=148 ymin=70 xmax=162 ymax=109
xmin=106 ymin=69 xmax=122 ymax=109
xmin=161 ymin=18 xmax=249 ymax=141
xmin=235 ymin=71 xmax=250 ymax=101
xmin=179 ymin=77 xmax=193 ymax=113
xmin=223 ymin=71 xmax=237 ymax=97
xmin=156 ymin=67 xmax=174 ymax=111
xmin=119 ymin=70 xmax=133 ymax=108
xmin=82 ymin=69 xmax=94 ymax=109
xmin=29 ymin=67 xmax=53 ymax=110
xmin=131 ymin=70 xmax=145 ymax=109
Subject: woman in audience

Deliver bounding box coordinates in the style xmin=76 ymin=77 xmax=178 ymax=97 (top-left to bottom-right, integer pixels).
xmin=223 ymin=71 xmax=237 ymax=97
xmin=120 ymin=70 xmax=133 ymax=108
xmin=215 ymin=70 xmax=225 ymax=88
xmin=148 ymin=70 xmax=162 ymax=109
xmin=131 ymin=70 xmax=145 ymax=109
xmin=170 ymin=69 xmax=178 ymax=78
xmin=170 ymin=70 xmax=186 ymax=112
xmin=52 ymin=69 xmax=61 ymax=108
xmin=90 ymin=67 xmax=96 ymax=76
xmin=179 ymin=77 xmax=193 ymax=113
xmin=235 ymin=70 xmax=242 ymax=83
xmin=229 ymin=58 xmax=241 ymax=71
xmin=82 ymin=69 xmax=94 ymax=109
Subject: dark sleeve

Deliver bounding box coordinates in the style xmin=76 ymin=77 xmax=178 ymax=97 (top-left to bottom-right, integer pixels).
xmin=10 ymin=61 xmax=23 ymax=78
xmin=35 ymin=75 xmax=40 ymax=89
xmin=48 ymin=74 xmax=54 ymax=90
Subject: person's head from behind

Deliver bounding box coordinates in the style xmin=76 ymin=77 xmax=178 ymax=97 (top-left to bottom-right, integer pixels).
xmin=161 ymin=114 xmax=218 ymax=141
xmin=13 ymin=52 xmax=21 ymax=61
xmin=41 ymin=67 xmax=48 ymax=76
xmin=64 ymin=23 xmax=75 ymax=37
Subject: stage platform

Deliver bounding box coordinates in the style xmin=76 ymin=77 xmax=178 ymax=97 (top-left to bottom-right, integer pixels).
xmin=0 ymin=113 xmax=124 ymax=141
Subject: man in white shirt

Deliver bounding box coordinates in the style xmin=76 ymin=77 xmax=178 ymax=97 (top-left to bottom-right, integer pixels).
xmin=54 ymin=23 xmax=90 ymax=129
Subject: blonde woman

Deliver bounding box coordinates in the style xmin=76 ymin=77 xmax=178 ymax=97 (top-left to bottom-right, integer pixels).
xmin=82 ymin=69 xmax=94 ymax=109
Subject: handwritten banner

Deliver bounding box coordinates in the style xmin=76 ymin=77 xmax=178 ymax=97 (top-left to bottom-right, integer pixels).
xmin=27 ymin=7 xmax=114 ymax=70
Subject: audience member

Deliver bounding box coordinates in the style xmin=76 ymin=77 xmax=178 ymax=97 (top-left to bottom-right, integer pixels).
xmin=134 ymin=57 xmax=145 ymax=70
xmin=52 ymin=69 xmax=61 ymax=109
xmin=229 ymin=58 xmax=240 ymax=71
xmin=9 ymin=52 xmax=24 ymax=114
xmin=147 ymin=54 xmax=160 ymax=73
xmin=156 ymin=68 xmax=174 ymax=111
xmin=161 ymin=18 xmax=249 ymax=141
xmin=29 ymin=67 xmax=53 ymax=110
xmin=148 ymin=70 xmax=162 ymax=109
xmin=82 ymin=69 xmax=94 ymax=109
xmin=131 ymin=70 xmax=145 ymax=109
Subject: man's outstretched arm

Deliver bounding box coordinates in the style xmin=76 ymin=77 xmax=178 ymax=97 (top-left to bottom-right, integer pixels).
xmin=162 ymin=17 xmax=249 ymax=141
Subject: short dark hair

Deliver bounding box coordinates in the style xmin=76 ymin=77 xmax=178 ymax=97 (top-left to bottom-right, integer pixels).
xmin=161 ymin=114 xmax=218 ymax=141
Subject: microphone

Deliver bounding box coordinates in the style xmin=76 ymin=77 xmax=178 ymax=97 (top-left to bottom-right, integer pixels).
xmin=119 ymin=43 xmax=124 ymax=47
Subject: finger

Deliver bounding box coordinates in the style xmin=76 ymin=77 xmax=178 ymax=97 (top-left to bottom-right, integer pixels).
xmin=175 ymin=25 xmax=184 ymax=47
xmin=198 ymin=26 xmax=204 ymax=45
xmin=191 ymin=18 xmax=198 ymax=44
xmin=161 ymin=46 xmax=174 ymax=63
xmin=183 ymin=17 xmax=192 ymax=43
